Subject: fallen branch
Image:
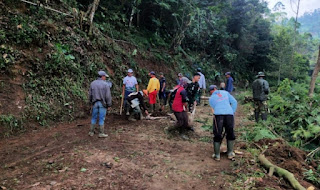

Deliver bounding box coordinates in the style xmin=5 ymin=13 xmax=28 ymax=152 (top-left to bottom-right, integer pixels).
xmin=307 ymin=146 xmax=320 ymax=159
xmin=20 ymin=0 xmax=73 ymax=17
xmin=145 ymin=115 xmax=169 ymax=120
xmin=258 ymin=154 xmax=306 ymax=190
xmin=302 ymin=134 xmax=320 ymax=147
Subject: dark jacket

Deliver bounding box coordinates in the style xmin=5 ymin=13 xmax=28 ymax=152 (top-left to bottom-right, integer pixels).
xmin=186 ymin=82 xmax=200 ymax=101
xmin=89 ymin=78 xmax=112 ymax=107
xmin=226 ymin=77 xmax=234 ymax=93
xmin=127 ymin=91 xmax=147 ymax=111
xmin=252 ymin=78 xmax=270 ymax=101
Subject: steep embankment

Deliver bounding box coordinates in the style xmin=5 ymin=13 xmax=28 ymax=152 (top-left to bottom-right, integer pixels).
xmin=0 ymin=1 xmax=198 ymax=137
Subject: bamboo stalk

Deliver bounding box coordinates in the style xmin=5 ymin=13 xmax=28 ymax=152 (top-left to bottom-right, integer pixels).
xmin=258 ymin=154 xmax=306 ymax=190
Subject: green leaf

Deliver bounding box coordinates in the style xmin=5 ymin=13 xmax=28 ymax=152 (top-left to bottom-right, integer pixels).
xmin=132 ymin=49 xmax=137 ymax=56
xmin=65 ymin=55 xmax=75 ymax=60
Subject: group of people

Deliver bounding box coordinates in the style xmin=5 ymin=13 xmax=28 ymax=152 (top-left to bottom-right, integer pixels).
xmin=88 ymin=69 xmax=270 ymax=161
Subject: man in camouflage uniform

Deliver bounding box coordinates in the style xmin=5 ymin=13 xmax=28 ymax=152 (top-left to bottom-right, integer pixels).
xmin=252 ymin=72 xmax=270 ymax=122
xmin=186 ymin=73 xmax=200 ymax=112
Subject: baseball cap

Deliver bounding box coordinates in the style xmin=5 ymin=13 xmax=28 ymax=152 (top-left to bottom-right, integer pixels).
xmin=197 ymin=68 xmax=202 ymax=72
xmin=128 ymin=69 xmax=133 ymax=73
xmin=150 ymin=71 xmax=156 ymax=75
xmin=178 ymin=73 xmax=183 ymax=77
xmin=98 ymin=71 xmax=108 ymax=77
xmin=159 ymin=72 xmax=164 ymax=75
xmin=209 ymin=85 xmax=217 ymax=91
xmin=225 ymin=72 xmax=231 ymax=76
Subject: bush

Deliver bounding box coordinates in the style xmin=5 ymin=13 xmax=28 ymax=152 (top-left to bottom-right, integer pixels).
xmin=0 ymin=114 xmax=24 ymax=137
xmin=267 ymin=79 xmax=320 ymax=148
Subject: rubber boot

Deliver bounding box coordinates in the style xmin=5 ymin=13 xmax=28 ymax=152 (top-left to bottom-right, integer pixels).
xmin=227 ymin=140 xmax=235 ymax=160
xmin=88 ymin=124 xmax=95 ymax=136
xmin=128 ymin=110 xmax=137 ymax=121
xmin=139 ymin=112 xmax=143 ymax=120
xmin=212 ymin=142 xmax=221 ymax=161
xmin=125 ymin=106 xmax=130 ymax=116
xmin=98 ymin=125 xmax=108 ymax=138
xmin=255 ymin=112 xmax=260 ymax=122
xmin=261 ymin=113 xmax=267 ymax=121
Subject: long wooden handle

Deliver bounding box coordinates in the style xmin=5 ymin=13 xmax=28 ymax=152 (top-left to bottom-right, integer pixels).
xmin=119 ymin=95 xmax=124 ymax=115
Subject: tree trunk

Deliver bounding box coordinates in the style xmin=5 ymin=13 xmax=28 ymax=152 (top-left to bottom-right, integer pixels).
xmin=309 ymin=45 xmax=320 ymax=97
xmin=129 ymin=0 xmax=137 ymax=27
xmin=258 ymin=154 xmax=306 ymax=190
xmin=171 ymin=17 xmax=192 ymax=52
xmin=88 ymin=0 xmax=100 ymax=36
xmin=289 ymin=0 xmax=301 ymax=77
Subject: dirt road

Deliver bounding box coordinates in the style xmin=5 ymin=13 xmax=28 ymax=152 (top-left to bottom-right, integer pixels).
xmin=0 ymin=103 xmax=240 ymax=190
xmin=0 ymin=104 xmax=314 ymax=190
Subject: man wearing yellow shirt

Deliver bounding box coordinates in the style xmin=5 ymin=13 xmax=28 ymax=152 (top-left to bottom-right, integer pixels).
xmin=147 ymin=71 xmax=160 ymax=112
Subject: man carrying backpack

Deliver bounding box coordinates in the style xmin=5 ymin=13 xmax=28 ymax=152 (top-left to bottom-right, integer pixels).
xmin=186 ymin=73 xmax=200 ymax=112
xmin=252 ymin=72 xmax=270 ymax=122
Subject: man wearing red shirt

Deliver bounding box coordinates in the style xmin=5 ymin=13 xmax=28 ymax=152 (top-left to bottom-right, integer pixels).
xmin=168 ymin=78 xmax=190 ymax=133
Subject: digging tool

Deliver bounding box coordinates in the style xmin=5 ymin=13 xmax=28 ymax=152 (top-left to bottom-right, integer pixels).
xmin=119 ymin=94 xmax=124 ymax=115
xmin=188 ymin=102 xmax=196 ymax=126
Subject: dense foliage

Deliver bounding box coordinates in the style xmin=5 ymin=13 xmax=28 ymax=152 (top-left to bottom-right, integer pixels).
xmin=0 ymin=0 xmax=319 ymax=137
xmin=299 ymin=8 xmax=320 ymax=39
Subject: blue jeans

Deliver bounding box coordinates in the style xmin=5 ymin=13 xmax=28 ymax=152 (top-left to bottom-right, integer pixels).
xmin=91 ymin=101 xmax=107 ymax=126
xmin=124 ymin=90 xmax=133 ymax=112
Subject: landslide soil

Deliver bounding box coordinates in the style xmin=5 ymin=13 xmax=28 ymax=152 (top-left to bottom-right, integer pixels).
xmin=0 ymin=105 xmax=234 ymax=190
xmin=0 ymin=104 xmax=316 ymax=190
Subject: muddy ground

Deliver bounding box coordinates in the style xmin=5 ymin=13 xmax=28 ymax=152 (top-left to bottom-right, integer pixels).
xmin=0 ymin=104 xmax=317 ymax=190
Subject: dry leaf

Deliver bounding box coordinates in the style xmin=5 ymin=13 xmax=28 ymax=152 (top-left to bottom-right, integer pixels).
xmin=307 ymin=186 xmax=315 ymax=190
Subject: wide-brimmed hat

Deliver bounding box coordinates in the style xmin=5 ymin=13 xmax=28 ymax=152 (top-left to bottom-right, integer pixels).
xmin=257 ymin=72 xmax=265 ymax=77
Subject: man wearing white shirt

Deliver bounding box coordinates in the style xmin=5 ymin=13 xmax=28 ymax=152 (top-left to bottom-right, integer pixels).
xmin=197 ymin=68 xmax=206 ymax=104
xmin=122 ymin=69 xmax=139 ymax=115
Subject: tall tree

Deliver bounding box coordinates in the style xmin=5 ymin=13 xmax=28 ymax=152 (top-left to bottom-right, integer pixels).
xmin=87 ymin=0 xmax=100 ymax=36
xmin=309 ymin=45 xmax=320 ymax=97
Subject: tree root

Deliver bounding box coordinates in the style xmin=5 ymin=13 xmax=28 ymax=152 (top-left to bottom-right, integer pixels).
xmin=258 ymin=154 xmax=306 ymax=190
xmin=307 ymin=146 xmax=320 ymax=160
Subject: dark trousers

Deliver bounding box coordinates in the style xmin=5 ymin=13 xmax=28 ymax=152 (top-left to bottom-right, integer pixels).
xmin=174 ymin=111 xmax=189 ymax=129
xmin=213 ymin=115 xmax=235 ymax=142
xmin=124 ymin=90 xmax=133 ymax=113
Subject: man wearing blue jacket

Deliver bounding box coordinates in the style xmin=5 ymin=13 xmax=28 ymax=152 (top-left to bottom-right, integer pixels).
xmin=225 ymin=72 xmax=234 ymax=93
xmin=209 ymin=85 xmax=237 ymax=161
